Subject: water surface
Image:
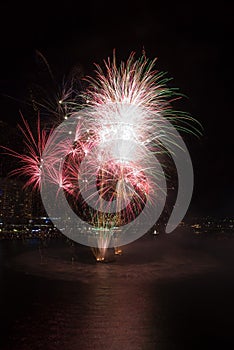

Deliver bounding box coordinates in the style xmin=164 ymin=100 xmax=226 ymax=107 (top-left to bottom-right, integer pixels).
xmin=1 ymin=231 xmax=234 ymax=349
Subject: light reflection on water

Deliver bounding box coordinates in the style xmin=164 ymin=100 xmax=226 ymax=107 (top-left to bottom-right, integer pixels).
xmin=1 ymin=233 xmax=234 ymax=349
xmin=0 ymin=239 xmax=160 ymax=349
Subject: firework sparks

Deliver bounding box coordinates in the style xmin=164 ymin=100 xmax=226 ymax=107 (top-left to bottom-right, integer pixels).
xmin=2 ymin=114 xmax=54 ymax=191
xmin=2 ymin=51 xmax=201 ymax=261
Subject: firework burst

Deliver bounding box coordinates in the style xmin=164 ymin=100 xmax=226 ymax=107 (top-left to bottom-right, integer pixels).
xmin=2 ymin=114 xmax=54 ymax=191
xmin=2 ymin=51 xmax=201 ymax=262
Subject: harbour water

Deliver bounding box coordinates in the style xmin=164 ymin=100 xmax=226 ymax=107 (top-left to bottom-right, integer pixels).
xmin=1 ymin=229 xmax=234 ymax=349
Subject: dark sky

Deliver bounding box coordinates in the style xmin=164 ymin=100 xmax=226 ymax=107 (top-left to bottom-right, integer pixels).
xmin=0 ymin=1 xmax=233 ymax=218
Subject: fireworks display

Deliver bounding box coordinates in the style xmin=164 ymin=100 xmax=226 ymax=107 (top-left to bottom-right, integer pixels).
xmin=2 ymin=51 xmax=200 ymax=261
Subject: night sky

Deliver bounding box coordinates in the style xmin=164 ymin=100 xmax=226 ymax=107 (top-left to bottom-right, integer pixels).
xmin=0 ymin=1 xmax=233 ymax=218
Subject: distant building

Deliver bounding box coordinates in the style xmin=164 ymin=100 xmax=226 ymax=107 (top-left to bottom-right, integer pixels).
xmin=0 ymin=177 xmax=32 ymax=223
xmin=31 ymin=191 xmax=47 ymax=218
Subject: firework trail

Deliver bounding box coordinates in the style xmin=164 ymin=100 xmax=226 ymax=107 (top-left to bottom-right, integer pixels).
xmin=2 ymin=51 xmax=201 ymax=261
xmin=28 ymin=50 xmax=84 ymax=125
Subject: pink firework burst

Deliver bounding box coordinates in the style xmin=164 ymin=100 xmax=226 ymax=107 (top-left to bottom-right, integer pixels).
xmin=2 ymin=50 xmax=201 ymax=257
xmin=2 ymin=114 xmax=54 ymax=191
